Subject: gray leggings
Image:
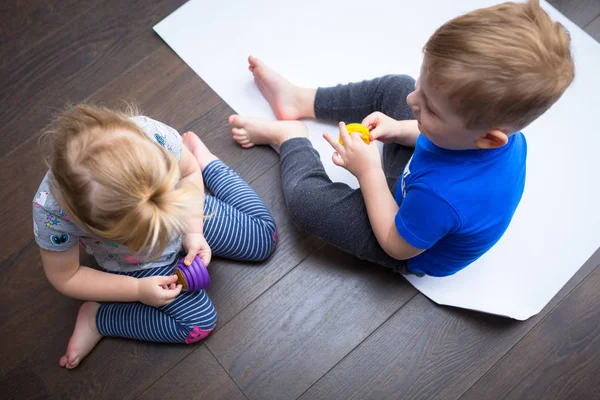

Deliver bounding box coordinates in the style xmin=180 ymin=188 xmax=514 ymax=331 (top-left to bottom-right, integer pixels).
xmin=280 ymin=75 xmax=416 ymax=273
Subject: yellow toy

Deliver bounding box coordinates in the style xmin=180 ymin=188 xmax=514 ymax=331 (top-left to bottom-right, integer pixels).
xmin=339 ymin=123 xmax=370 ymax=145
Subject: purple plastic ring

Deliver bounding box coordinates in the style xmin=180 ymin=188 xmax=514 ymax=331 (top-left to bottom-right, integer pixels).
xmin=175 ymin=256 xmax=210 ymax=291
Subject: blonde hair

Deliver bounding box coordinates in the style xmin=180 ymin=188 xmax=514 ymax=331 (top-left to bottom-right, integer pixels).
xmin=423 ymin=0 xmax=574 ymax=130
xmin=45 ymin=104 xmax=201 ymax=256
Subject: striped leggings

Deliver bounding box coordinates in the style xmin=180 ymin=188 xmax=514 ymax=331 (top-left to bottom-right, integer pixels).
xmin=96 ymin=160 xmax=277 ymax=344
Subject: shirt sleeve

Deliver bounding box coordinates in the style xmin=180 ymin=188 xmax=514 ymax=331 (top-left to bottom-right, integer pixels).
xmin=32 ymin=201 xmax=81 ymax=252
xmin=130 ymin=115 xmax=183 ymax=161
xmin=394 ymin=183 xmax=460 ymax=250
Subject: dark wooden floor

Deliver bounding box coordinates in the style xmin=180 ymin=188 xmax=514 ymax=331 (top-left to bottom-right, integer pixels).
xmin=1 ymin=1 xmax=599 ymax=399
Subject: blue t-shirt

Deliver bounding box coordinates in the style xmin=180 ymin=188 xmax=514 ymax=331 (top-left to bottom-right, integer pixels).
xmin=395 ymin=133 xmax=527 ymax=276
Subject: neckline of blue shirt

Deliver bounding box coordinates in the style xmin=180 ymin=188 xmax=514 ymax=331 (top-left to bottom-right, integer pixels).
xmin=419 ymin=133 xmax=518 ymax=161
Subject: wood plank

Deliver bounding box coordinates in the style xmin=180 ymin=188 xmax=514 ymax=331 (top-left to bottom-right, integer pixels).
xmin=0 ymin=240 xmax=82 ymax=377
xmin=0 ymin=0 xmax=188 ymax=157
xmin=548 ymin=0 xmax=600 ymax=27
xmin=0 ymin=0 xmax=90 ymax=63
xmin=298 ymin=250 xmax=600 ymax=400
xmin=0 ymin=361 xmax=50 ymax=400
xmin=137 ymin=346 xmax=247 ymax=400
xmin=206 ymin=247 xmax=418 ymax=400
xmin=459 ymin=265 xmax=600 ymax=400
xmin=585 ymin=15 xmax=600 ymax=41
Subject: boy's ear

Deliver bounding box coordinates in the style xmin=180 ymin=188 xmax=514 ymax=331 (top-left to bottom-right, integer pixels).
xmin=476 ymin=129 xmax=509 ymax=149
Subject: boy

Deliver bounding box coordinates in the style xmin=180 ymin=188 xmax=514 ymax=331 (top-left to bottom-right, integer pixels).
xmin=228 ymin=0 xmax=574 ymax=276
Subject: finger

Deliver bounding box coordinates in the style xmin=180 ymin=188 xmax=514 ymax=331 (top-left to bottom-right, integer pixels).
xmin=200 ymin=253 xmax=211 ymax=267
xmin=362 ymin=112 xmax=380 ymax=130
xmin=332 ymin=152 xmax=345 ymax=167
xmin=351 ymin=132 xmax=365 ymax=144
xmin=338 ymin=122 xmax=352 ymax=146
xmin=323 ymin=132 xmax=344 ymax=154
xmin=159 ymin=274 xmax=179 ymax=285
xmin=184 ymin=250 xmax=197 ymax=266
xmin=164 ymin=284 xmax=183 ymax=300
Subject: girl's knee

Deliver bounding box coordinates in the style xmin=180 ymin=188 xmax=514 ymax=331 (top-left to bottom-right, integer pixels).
xmin=185 ymin=324 xmax=215 ymax=344
xmin=252 ymin=223 xmax=278 ymax=261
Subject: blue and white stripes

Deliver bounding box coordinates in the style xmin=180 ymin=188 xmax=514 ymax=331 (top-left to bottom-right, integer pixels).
xmin=96 ymin=263 xmax=217 ymax=343
xmin=203 ymin=160 xmax=277 ymax=261
xmin=96 ymin=160 xmax=276 ymax=344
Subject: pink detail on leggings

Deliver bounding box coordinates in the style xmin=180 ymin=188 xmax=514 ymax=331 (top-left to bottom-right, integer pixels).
xmin=272 ymin=228 xmax=278 ymax=243
xmin=185 ymin=326 xmax=214 ymax=344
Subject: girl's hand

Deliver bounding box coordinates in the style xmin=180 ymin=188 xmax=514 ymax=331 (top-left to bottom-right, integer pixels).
xmin=183 ymin=233 xmax=212 ymax=267
xmin=323 ymin=122 xmax=382 ymax=179
xmin=137 ymin=275 xmax=182 ymax=307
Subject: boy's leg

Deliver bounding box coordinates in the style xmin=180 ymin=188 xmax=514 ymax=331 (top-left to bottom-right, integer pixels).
xmin=227 ymin=116 xmax=410 ymax=273
xmin=182 ymin=133 xmax=277 ymax=261
xmin=247 ymin=56 xmax=415 ymax=190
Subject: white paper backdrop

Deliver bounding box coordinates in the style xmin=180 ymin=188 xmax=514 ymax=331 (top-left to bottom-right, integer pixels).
xmin=154 ymin=0 xmax=600 ymax=320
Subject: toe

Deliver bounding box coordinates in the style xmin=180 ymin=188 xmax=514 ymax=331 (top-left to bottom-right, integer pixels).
xmin=232 ymin=128 xmax=247 ymax=136
xmin=229 ymin=115 xmax=241 ymax=126
xmin=67 ymin=356 xmax=80 ymax=369
xmin=59 ymin=355 xmax=68 ymax=367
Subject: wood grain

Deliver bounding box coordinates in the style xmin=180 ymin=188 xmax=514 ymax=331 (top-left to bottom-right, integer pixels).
xmin=585 ymin=15 xmax=600 ymax=41
xmin=0 ymin=0 xmax=188 ymax=157
xmin=548 ymin=0 xmax=600 ymax=27
xmin=298 ymin=250 xmax=600 ymax=400
xmin=0 ymin=0 xmax=90 ymax=64
xmin=0 ymin=361 xmax=50 ymax=400
xmin=206 ymin=246 xmax=418 ymax=400
xmin=459 ymin=265 xmax=600 ymax=400
xmin=137 ymin=346 xmax=247 ymax=400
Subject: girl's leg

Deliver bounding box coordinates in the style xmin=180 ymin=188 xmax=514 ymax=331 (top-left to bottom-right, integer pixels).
xmin=59 ymin=263 xmax=217 ymax=369
xmin=96 ymin=264 xmax=217 ymax=343
xmin=182 ymin=133 xmax=277 ymax=261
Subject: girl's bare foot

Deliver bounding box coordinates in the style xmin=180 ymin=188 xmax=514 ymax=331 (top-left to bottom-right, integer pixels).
xmin=248 ymin=56 xmax=316 ymax=120
xmin=182 ymin=131 xmax=219 ymax=170
xmin=59 ymin=301 xmax=102 ymax=369
xmin=228 ymin=115 xmax=308 ymax=148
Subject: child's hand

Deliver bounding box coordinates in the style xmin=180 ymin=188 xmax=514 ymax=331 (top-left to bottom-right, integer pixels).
xmin=323 ymin=122 xmax=382 ymax=179
xmin=362 ymin=112 xmax=403 ymax=144
xmin=137 ymin=275 xmax=182 ymax=307
xmin=183 ymin=233 xmax=212 ymax=267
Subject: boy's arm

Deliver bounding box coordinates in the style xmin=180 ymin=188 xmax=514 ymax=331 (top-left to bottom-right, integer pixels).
xmin=358 ymin=169 xmax=424 ymax=260
xmin=41 ymin=246 xmax=140 ymax=301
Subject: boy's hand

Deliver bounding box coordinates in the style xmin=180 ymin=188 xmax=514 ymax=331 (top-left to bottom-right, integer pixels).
xmin=324 ymin=122 xmax=382 ymax=179
xmin=137 ymin=275 xmax=182 ymax=307
xmin=362 ymin=112 xmax=403 ymax=143
xmin=183 ymin=233 xmax=212 ymax=267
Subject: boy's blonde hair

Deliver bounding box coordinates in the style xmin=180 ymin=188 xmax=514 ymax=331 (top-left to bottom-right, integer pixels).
xmin=45 ymin=104 xmax=200 ymax=256
xmin=424 ymin=0 xmax=574 ymax=130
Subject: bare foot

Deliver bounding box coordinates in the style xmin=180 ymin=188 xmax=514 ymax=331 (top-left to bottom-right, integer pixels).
xmin=248 ymin=56 xmax=316 ymax=120
xmin=228 ymin=115 xmax=308 ymax=148
xmin=182 ymin=131 xmax=219 ymax=170
xmin=59 ymin=301 xmax=102 ymax=369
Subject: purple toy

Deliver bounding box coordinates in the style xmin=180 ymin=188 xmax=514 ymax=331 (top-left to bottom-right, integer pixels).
xmin=174 ymin=256 xmax=210 ymax=291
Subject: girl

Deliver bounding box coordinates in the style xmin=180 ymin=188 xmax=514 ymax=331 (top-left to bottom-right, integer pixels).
xmin=33 ymin=104 xmax=277 ymax=369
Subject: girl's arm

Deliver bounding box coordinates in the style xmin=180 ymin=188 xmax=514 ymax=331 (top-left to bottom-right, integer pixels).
xmin=41 ymin=247 xmax=181 ymax=305
xmin=177 ymin=145 xmax=212 ymax=266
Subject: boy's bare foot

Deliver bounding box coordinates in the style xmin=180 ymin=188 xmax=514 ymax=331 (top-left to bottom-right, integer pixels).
xmin=248 ymin=56 xmax=316 ymax=120
xmin=228 ymin=115 xmax=308 ymax=148
xmin=59 ymin=301 xmax=102 ymax=369
xmin=182 ymin=131 xmax=219 ymax=170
